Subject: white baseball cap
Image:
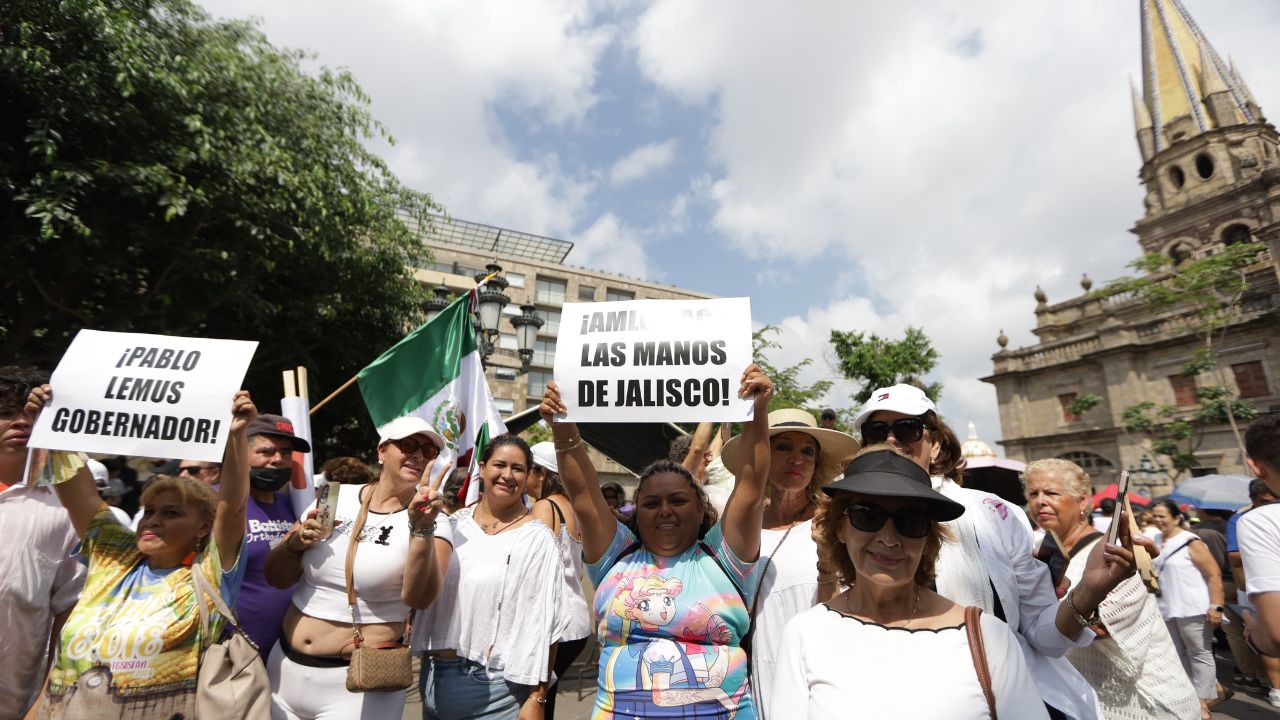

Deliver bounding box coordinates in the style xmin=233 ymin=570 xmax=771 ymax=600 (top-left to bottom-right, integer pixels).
xmin=530 ymin=442 xmax=558 ymax=474
xmin=378 ymin=416 xmax=446 ymax=450
xmin=853 ymin=384 xmax=937 ymax=431
xmin=86 ymin=458 xmax=109 ymax=487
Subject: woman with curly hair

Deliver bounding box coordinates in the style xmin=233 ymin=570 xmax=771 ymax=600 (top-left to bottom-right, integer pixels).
xmin=773 ymin=445 xmax=1051 ymax=719
xmin=539 ymin=364 xmax=773 ymax=719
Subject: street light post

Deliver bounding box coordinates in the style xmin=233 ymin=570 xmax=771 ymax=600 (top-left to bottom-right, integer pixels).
xmin=1126 ymin=456 xmax=1164 ymax=497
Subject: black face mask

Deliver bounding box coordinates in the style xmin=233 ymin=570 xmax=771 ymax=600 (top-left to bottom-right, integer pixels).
xmin=249 ymin=466 xmax=292 ymax=492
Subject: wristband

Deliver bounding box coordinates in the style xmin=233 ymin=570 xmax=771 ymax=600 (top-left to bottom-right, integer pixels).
xmin=1065 ymin=589 xmax=1098 ymax=628
xmin=409 ymin=526 xmax=435 ymax=539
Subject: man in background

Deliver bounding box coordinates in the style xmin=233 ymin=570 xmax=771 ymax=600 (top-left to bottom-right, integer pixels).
xmin=1238 ymin=416 xmax=1280 ymax=669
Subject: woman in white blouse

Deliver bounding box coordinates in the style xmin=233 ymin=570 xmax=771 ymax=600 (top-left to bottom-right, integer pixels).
xmin=1151 ymin=499 xmax=1226 ymax=718
xmin=719 ymin=408 xmax=857 ymax=715
xmin=773 ymin=445 xmax=1086 ymax=719
xmin=1024 ymin=459 xmax=1200 ymax=720
xmin=412 ymin=434 xmax=563 ymax=720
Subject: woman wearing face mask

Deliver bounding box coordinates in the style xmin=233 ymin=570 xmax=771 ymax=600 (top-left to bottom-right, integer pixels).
xmin=264 ymin=416 xmax=448 ymax=719
xmin=855 ymin=384 xmax=1134 ymax=720
xmin=25 ymin=386 xmax=256 ymax=719
xmin=540 ymin=364 xmax=773 ymax=719
xmin=719 ymin=409 xmax=857 ymax=714
xmin=1025 ymin=459 xmax=1199 ymax=720
xmin=1150 ymin=499 xmax=1226 ymax=718
xmin=412 ymin=434 xmax=564 ymax=720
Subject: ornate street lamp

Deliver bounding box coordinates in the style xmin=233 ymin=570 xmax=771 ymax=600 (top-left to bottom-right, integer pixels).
xmin=421 ymin=285 xmax=452 ymax=324
xmin=474 ymin=263 xmax=510 ymax=336
xmin=1127 ymin=456 xmax=1163 ymax=496
xmin=509 ymin=304 xmax=545 ymax=374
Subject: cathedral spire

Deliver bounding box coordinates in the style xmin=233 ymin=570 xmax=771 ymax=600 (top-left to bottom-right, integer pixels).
xmin=1138 ymin=0 xmax=1259 ymax=153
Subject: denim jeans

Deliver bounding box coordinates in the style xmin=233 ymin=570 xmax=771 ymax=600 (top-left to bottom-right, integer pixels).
xmin=420 ymin=656 xmax=532 ymax=720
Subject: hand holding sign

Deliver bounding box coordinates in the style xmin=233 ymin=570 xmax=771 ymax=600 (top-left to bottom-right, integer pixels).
xmin=230 ymin=390 xmax=258 ymax=433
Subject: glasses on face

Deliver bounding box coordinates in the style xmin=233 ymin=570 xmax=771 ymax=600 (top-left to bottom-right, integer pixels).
xmin=391 ymin=436 xmax=440 ymax=459
xmin=178 ymin=465 xmax=210 ymax=476
xmin=846 ymin=501 xmax=933 ymax=539
xmin=861 ymin=417 xmax=926 ymax=445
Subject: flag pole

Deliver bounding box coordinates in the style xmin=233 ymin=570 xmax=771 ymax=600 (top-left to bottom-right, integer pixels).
xmin=310 ymin=271 xmax=499 ymax=417
xmin=309 ymin=375 xmax=358 ymax=415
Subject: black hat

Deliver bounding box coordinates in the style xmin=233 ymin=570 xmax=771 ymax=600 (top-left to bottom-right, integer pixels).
xmin=245 ymin=414 xmax=311 ymax=453
xmin=822 ymin=450 xmax=965 ymax=521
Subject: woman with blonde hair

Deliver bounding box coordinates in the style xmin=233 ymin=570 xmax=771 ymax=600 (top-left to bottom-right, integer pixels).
xmin=719 ymin=408 xmax=857 ymax=714
xmin=773 ymin=445 xmax=1056 ymax=718
xmin=1025 ymin=458 xmax=1199 ymax=720
xmin=26 ymin=386 xmax=256 ymax=719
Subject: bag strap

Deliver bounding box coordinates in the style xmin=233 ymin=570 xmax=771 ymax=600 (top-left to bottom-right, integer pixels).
xmin=965 ymin=606 xmax=997 ymax=720
xmin=1068 ymin=532 xmax=1104 ymax=560
xmin=345 ymin=483 xmax=376 ymax=646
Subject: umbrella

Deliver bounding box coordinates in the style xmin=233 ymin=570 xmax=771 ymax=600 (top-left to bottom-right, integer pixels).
xmin=503 ymin=406 xmax=684 ymax=475
xmin=1167 ymin=474 xmax=1253 ymax=511
xmin=1091 ymin=483 xmax=1151 ymax=509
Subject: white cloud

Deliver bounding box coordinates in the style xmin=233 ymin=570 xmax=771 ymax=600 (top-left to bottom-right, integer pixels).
xmin=610 ymin=139 xmax=677 ymax=185
xmin=568 ymin=213 xmax=653 ymax=280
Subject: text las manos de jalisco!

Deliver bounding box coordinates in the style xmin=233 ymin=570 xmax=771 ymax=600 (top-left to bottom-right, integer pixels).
xmin=46 ymin=345 xmax=224 ymax=444
xmin=576 ymin=308 xmax=732 ymax=408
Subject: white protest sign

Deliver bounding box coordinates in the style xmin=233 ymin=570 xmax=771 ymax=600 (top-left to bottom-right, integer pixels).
xmin=29 ymin=330 xmax=258 ymax=462
xmin=552 ymin=297 xmax=755 ymax=423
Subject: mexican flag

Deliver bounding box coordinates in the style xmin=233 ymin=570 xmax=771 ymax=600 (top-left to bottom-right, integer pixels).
xmin=357 ymin=292 xmax=507 ymax=504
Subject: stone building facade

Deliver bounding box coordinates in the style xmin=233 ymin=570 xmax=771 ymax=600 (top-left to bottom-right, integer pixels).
xmin=983 ymin=0 xmax=1280 ymax=495
xmin=405 ymin=214 xmax=714 ymax=490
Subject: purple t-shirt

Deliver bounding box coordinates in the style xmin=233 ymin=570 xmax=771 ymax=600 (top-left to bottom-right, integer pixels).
xmin=235 ymin=492 xmax=297 ymax=656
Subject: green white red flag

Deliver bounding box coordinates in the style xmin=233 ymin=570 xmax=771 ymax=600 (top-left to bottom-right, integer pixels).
xmin=357 ymin=292 xmax=506 ymax=504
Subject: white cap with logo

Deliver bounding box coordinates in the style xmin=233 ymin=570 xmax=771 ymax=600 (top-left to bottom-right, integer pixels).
xmin=853 ymin=384 xmax=937 ymax=431
xmin=377 ymin=416 xmax=446 ymax=450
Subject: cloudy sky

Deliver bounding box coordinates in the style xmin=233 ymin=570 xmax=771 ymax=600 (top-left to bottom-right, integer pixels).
xmin=197 ymin=0 xmax=1280 ymax=450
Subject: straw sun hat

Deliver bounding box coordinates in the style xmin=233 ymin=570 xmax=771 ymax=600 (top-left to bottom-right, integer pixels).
xmin=721 ymin=408 xmax=859 ymax=486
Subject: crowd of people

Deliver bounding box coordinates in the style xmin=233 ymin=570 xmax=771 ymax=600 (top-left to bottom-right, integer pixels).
xmin=4 ymin=360 xmax=1280 ymax=720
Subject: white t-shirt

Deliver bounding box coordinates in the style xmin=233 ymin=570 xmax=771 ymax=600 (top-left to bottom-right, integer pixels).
xmin=1152 ymin=531 xmax=1210 ymax=620
xmin=750 ymin=519 xmax=821 ymax=716
xmin=290 ymin=483 xmax=413 ymax=624
xmin=1239 ymin=504 xmax=1280 ymax=596
xmin=411 ymin=507 xmax=562 ymax=685
xmin=771 ymin=603 xmax=1049 ymax=720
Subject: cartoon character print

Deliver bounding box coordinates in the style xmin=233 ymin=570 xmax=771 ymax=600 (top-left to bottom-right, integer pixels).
xmin=983 ymin=497 xmax=1009 ymax=520
xmin=604 ymin=574 xmax=745 ymax=719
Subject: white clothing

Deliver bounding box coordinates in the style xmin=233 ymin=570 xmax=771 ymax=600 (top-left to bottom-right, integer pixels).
xmin=1239 ymin=504 xmax=1280 ymax=596
xmin=0 ymin=484 xmax=85 ymax=719
xmin=750 ymin=519 xmax=821 ymax=716
xmin=1153 ymin=531 xmax=1210 ymax=620
xmin=267 ymin=640 xmax=405 ymax=720
xmin=1063 ymin=538 xmax=1200 ymax=720
xmin=1093 ymin=515 xmax=1113 ymax=534
xmin=702 ymin=455 xmax=735 ymax=516
xmin=771 ymin=603 xmax=1048 ymax=720
xmin=411 ymin=507 xmax=561 ymax=685
xmin=291 ymin=484 xmax=413 ymax=625
xmin=932 ymin=477 xmax=1100 ymax=720
xmin=104 ymin=504 xmax=132 ymax=527
xmin=549 ymin=504 xmax=591 ymax=643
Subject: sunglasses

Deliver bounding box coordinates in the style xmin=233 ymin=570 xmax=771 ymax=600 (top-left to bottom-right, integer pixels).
xmin=846 ymin=501 xmax=933 ymax=539
xmin=392 ymin=436 xmax=440 ymax=458
xmin=178 ymin=466 xmax=210 ymax=476
xmin=861 ymin=417 xmax=926 ymax=445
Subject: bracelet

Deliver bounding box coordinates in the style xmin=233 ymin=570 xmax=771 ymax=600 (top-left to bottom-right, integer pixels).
xmin=409 ymin=526 xmax=434 ymax=539
xmin=554 ymin=435 xmax=582 ymax=453
xmin=1065 ymin=589 xmax=1097 ymax=628
xmin=529 ymin=695 xmax=547 ymax=704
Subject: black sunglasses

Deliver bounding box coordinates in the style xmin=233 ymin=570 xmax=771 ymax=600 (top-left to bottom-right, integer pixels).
xmin=392 ymin=436 xmax=440 ymax=458
xmin=846 ymin=501 xmax=933 ymax=539
xmin=177 ymin=466 xmax=209 ymax=476
xmin=861 ymin=417 xmax=926 ymax=445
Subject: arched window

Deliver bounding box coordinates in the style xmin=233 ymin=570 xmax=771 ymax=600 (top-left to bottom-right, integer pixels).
xmin=1222 ymin=224 xmax=1253 ymax=246
xmin=1057 ymin=451 xmax=1115 ymax=473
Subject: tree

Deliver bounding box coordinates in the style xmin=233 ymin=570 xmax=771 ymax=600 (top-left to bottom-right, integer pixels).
xmin=829 ymin=326 xmax=941 ymax=404
xmin=753 ymin=325 xmax=834 ymax=415
xmin=1102 ymin=243 xmax=1263 ymax=469
xmin=1 ymin=0 xmax=440 ymax=454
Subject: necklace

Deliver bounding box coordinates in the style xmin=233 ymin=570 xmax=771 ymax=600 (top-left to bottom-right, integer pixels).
xmin=842 ymin=588 xmax=921 ymax=628
xmin=475 ymin=504 xmax=530 ymax=535
xmin=357 ymin=484 xmax=410 ymax=540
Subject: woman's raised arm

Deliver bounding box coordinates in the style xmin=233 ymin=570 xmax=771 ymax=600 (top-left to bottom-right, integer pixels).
xmin=720 ymin=364 xmax=773 ymax=563
xmin=540 ymin=380 xmax=617 ymax=564
xmin=26 ymin=385 xmax=102 ymax=538
xmin=213 ymin=390 xmax=256 ymax=569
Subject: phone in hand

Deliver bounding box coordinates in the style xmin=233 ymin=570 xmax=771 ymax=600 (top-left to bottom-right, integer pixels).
xmin=1106 ymin=471 xmax=1130 ymax=547
xmin=314 ymin=478 xmax=340 ymax=538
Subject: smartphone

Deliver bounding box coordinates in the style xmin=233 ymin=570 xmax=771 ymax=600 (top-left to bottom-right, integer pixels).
xmin=313 ymin=478 xmax=340 ymax=538
xmin=1106 ymin=471 xmax=1130 ymax=547
xmin=1035 ymin=530 xmax=1070 ymax=589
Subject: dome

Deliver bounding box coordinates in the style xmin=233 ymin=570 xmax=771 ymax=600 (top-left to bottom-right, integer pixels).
xmin=961 ymin=421 xmax=997 ymax=459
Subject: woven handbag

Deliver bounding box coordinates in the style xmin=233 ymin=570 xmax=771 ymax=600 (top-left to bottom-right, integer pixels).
xmin=344 ymin=484 xmax=413 ymax=693
xmin=192 ymin=564 xmax=271 ymax=719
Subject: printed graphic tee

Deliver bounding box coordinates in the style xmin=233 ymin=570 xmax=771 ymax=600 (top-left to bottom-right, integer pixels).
xmin=235 ymin=491 xmax=297 ymax=655
xmin=46 ymin=508 xmax=245 ymax=704
xmin=588 ymin=521 xmax=759 ymax=719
